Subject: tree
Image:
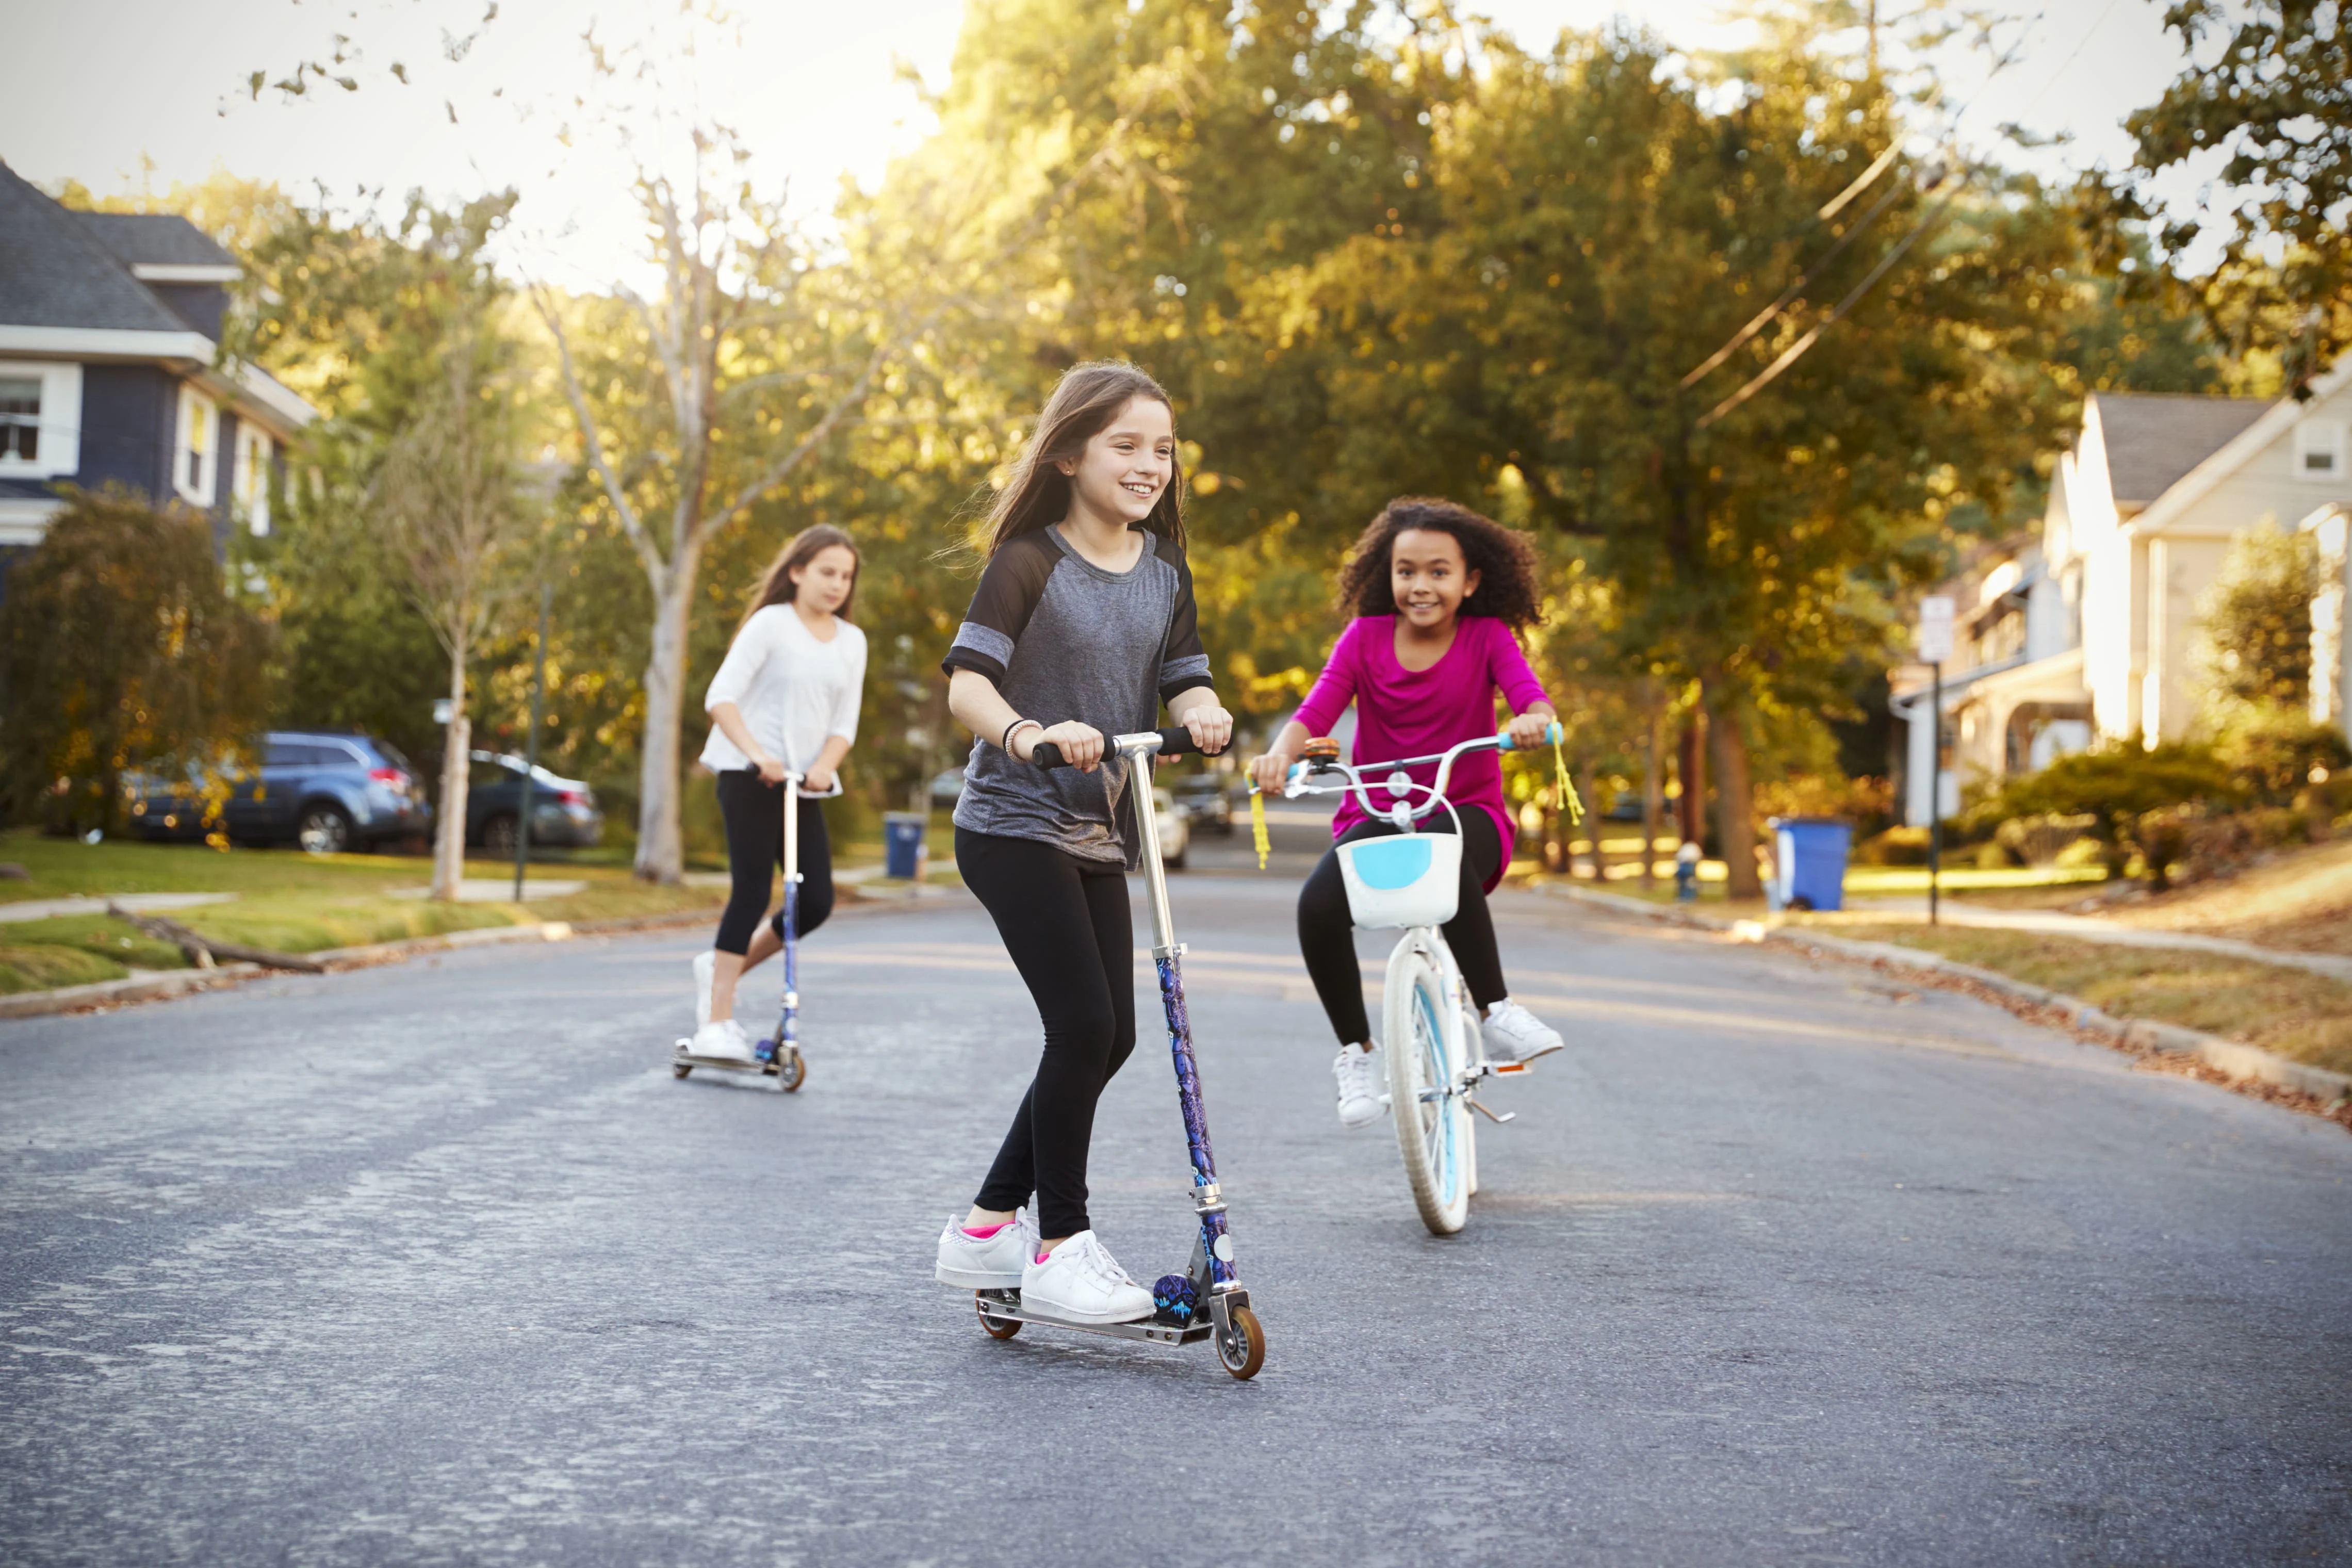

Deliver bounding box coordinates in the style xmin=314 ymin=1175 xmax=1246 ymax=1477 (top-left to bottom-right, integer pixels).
xmin=2197 ymin=524 xmax=2318 ymax=712
xmin=0 ymin=489 xmax=272 ymax=835
xmin=372 ymin=313 xmax=535 ymax=899
xmin=2096 ymin=0 xmax=2352 ymax=385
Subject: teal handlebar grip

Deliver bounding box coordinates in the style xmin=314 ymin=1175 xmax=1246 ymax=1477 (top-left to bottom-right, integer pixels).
xmin=1495 ymin=721 xmax=1565 ymax=753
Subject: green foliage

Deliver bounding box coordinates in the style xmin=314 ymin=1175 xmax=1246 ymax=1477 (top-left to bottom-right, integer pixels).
xmin=1971 ymin=739 xmax=2245 ymax=884
xmin=2214 ymin=706 xmax=2352 ymax=804
xmin=0 ymin=489 xmax=272 ymax=833
xmin=2094 ymin=0 xmax=2352 ymax=380
xmin=2196 ymin=525 xmax=2318 ymax=711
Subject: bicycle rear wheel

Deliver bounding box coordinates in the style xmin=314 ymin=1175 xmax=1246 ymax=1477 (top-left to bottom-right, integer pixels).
xmin=1384 ymin=939 xmax=1472 ymax=1235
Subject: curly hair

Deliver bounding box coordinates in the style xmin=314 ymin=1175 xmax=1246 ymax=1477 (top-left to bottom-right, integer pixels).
xmin=1335 ymin=497 xmax=1545 ymax=630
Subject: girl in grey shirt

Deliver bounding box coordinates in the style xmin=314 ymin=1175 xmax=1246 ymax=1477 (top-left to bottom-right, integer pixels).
xmin=929 ymin=361 xmax=1233 ymax=1327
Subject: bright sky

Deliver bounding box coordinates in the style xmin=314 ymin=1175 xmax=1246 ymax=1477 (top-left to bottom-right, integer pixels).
xmin=0 ymin=0 xmax=2200 ymax=286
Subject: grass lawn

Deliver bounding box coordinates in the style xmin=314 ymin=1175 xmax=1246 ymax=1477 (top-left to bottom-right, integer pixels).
xmin=1835 ymin=922 xmax=2352 ymax=1078
xmin=0 ymin=829 xmax=718 ymax=995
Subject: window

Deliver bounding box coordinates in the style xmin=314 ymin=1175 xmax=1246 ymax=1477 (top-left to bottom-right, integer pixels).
xmin=173 ymin=385 xmax=218 ymax=505
xmin=0 ymin=378 xmax=38 ymax=462
xmin=0 ymin=362 xmax=83 ymax=479
xmin=232 ymin=422 xmax=273 ymax=534
xmin=2296 ymin=420 xmax=2345 ymax=480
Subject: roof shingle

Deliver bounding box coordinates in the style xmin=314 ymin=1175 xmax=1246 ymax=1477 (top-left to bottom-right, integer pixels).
xmin=0 ymin=162 xmax=196 ymax=335
xmin=2091 ymin=391 xmax=2273 ymax=508
xmin=73 ymin=211 xmax=237 ymax=270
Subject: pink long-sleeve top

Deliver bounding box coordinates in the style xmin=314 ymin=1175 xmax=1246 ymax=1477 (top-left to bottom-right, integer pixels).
xmin=1292 ymin=614 xmax=1550 ymax=890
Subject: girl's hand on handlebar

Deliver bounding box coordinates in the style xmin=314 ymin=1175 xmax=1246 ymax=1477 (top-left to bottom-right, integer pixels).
xmin=1181 ymin=705 xmax=1234 ymax=758
xmin=803 ymin=764 xmax=836 ymax=794
xmin=1021 ymin=720 xmax=1105 ymax=772
xmin=1507 ymin=711 xmax=1556 ymax=750
xmin=1248 ymin=750 xmax=1295 ymax=795
xmin=753 ymin=756 xmax=790 ymax=786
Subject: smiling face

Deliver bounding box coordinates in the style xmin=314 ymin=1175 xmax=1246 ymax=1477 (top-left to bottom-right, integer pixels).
xmin=789 ymin=544 xmax=859 ymax=614
xmin=1389 ymin=527 xmax=1481 ymax=631
xmin=1057 ymin=395 xmax=1175 ymax=527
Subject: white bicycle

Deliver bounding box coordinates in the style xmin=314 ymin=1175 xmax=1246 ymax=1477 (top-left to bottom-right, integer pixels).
xmin=1277 ymin=725 xmax=1562 ymax=1235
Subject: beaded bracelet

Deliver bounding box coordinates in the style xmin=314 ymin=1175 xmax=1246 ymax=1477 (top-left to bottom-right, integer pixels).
xmin=1002 ymin=717 xmax=1043 ymax=755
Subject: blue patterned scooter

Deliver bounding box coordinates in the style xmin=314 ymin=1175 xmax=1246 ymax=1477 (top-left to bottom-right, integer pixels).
xmin=962 ymin=726 xmax=1267 ymax=1381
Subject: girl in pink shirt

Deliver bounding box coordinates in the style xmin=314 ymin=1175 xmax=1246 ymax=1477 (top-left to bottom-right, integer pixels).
xmin=1249 ymin=498 xmax=1566 ymax=1128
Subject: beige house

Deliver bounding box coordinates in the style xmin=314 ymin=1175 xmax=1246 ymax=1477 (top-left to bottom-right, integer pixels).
xmin=1894 ymin=365 xmax=2352 ymax=825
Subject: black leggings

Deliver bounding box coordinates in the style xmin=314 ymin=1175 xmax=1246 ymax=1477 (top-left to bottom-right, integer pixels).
xmin=713 ymin=770 xmax=835 ymax=955
xmin=957 ymin=827 xmax=1137 ymax=1240
xmin=1299 ymin=809 xmax=1508 ymax=1046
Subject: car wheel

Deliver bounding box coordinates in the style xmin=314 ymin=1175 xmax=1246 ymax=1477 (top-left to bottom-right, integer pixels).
xmin=482 ymin=814 xmax=519 ymax=856
xmin=297 ymin=804 xmax=355 ymax=856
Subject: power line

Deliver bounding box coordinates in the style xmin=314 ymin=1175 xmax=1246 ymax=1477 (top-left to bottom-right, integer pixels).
xmin=1695 ymin=166 xmax=1970 ymax=430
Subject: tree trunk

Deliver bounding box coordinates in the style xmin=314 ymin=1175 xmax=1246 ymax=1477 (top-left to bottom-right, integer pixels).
xmin=432 ymin=639 xmax=471 ymax=901
xmin=1640 ymin=701 xmax=1663 ymax=888
xmin=1677 ymin=711 xmax=1707 ymax=845
xmin=1705 ymin=681 xmax=1762 ymax=901
xmin=433 ymin=648 xmax=472 ymax=903
xmin=634 ymin=550 xmax=700 ymax=884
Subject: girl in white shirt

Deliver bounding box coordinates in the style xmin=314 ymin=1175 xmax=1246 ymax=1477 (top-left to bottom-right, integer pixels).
xmin=690 ymin=525 xmax=868 ymax=1061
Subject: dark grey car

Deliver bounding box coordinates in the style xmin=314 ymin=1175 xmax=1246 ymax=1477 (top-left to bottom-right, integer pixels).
xmin=463 ymin=752 xmax=603 ymax=854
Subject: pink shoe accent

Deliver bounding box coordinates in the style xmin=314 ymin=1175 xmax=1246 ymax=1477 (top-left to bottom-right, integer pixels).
xmin=1035 ymin=1250 xmax=1052 ymax=1265
xmin=960 ymin=1222 xmax=1011 ymax=1239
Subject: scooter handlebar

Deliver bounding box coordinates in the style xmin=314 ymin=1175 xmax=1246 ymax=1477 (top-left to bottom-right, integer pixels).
xmin=1030 ymin=725 xmax=1203 ymax=771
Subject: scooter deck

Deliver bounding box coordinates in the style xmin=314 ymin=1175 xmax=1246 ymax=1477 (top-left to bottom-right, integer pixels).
xmin=973 ymin=1288 xmax=1217 ymax=1345
xmin=671 ymin=1040 xmax=794 ymax=1076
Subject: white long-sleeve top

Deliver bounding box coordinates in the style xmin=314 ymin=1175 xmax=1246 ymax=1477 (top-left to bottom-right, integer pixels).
xmin=698 ymin=605 xmax=867 ymax=774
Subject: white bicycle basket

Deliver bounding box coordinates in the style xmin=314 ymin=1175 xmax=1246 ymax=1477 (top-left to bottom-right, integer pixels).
xmin=1337 ymin=831 xmax=1461 ymax=929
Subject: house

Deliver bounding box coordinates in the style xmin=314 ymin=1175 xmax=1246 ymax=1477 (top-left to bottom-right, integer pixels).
xmin=1893 ymin=367 xmax=2352 ymax=824
xmin=0 ymin=160 xmax=314 ymax=555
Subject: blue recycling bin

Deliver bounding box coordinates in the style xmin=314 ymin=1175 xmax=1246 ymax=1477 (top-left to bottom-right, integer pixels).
xmin=1772 ymin=818 xmax=1851 ymax=911
xmin=883 ymin=812 xmax=927 ymax=880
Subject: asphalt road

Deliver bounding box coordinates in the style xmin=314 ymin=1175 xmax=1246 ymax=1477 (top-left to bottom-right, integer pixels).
xmin=4 ymin=852 xmax=2348 ymax=1565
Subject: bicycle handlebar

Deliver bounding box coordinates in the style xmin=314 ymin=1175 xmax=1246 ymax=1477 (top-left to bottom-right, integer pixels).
xmin=1031 ymin=725 xmax=1203 ymax=771
xmin=1283 ymin=722 xmax=1563 ymax=821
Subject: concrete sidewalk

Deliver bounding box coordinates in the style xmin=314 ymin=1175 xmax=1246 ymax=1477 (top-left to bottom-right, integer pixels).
xmin=0 ymin=891 xmax=237 ymax=924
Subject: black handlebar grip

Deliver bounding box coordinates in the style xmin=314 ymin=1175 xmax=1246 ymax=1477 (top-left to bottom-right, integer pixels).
xmin=1028 ymin=726 xmax=1202 ymax=770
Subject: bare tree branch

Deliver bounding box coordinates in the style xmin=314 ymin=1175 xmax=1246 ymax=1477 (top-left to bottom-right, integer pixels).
xmin=534 ymin=284 xmax=665 ymax=586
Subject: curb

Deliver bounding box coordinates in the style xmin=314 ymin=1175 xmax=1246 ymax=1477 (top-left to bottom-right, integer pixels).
xmin=1542 ymin=882 xmax=2352 ymax=1109
xmin=0 ymin=885 xmax=976 ymax=1022
xmin=0 ymin=962 xmax=267 ymax=1020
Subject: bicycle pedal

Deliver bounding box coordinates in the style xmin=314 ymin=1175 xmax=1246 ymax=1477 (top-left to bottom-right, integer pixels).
xmin=1491 ymin=1060 xmax=1529 ymax=1075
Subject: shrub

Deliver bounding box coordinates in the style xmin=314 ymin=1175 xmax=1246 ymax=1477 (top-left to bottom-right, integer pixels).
xmin=1970 ymin=739 xmax=2245 ymax=885
xmin=2214 ymin=707 xmax=2352 ymax=805
xmin=1855 ymin=825 xmax=1930 ymax=865
xmin=0 ymin=488 xmax=272 ymax=834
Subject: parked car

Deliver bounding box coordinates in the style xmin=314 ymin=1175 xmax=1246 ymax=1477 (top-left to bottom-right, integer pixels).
xmin=1153 ymin=786 xmax=1190 ymax=871
xmin=1171 ymin=773 xmax=1234 ymax=835
xmin=928 ymin=766 xmax=967 ymax=811
xmin=126 ymin=730 xmax=431 ymax=854
xmin=464 ymin=752 xmax=603 ymax=853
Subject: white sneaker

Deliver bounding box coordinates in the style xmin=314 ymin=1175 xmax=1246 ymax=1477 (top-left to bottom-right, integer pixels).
xmin=692 ymin=951 xmax=715 ymax=1028
xmin=934 ymin=1208 xmax=1039 ymax=1289
xmin=1481 ymin=998 xmax=1563 ymax=1065
xmin=1020 ymin=1230 xmax=1153 ymax=1324
xmin=1333 ymin=1043 xmax=1384 ymax=1128
xmin=688 ymin=1018 xmax=758 ymax=1064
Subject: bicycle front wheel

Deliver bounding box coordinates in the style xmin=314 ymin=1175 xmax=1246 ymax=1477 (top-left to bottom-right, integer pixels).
xmin=1384 ymin=939 xmax=1472 ymax=1235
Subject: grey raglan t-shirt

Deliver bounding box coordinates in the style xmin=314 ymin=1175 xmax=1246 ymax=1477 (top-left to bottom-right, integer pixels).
xmin=941 ymin=526 xmax=1214 ymax=864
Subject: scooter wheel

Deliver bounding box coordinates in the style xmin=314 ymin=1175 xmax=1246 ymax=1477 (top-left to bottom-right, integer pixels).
xmin=672 ymin=1063 xmax=692 ymax=1079
xmin=1215 ymin=1305 xmax=1266 ymax=1381
xmin=976 ymin=1296 xmax=1021 ymax=1340
xmin=777 ymin=1050 xmax=807 ymax=1093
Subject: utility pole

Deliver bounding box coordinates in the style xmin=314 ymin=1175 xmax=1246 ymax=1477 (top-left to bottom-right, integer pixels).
xmin=512 ymin=578 xmax=551 ymax=903
xmin=1917 ymin=595 xmax=1954 ymax=928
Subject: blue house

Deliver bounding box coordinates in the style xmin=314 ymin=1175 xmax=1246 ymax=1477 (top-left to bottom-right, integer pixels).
xmin=0 ymin=160 xmax=315 ymax=558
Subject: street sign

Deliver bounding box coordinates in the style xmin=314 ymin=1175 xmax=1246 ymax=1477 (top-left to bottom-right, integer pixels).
xmin=1917 ymin=595 xmax=1955 ymax=664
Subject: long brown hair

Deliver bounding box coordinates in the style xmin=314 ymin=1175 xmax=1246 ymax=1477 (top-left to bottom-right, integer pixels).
xmin=745 ymin=524 xmax=860 ymax=627
xmin=980 ymin=361 xmax=1186 ymax=554
xmin=1336 ymin=497 xmax=1546 ymax=630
